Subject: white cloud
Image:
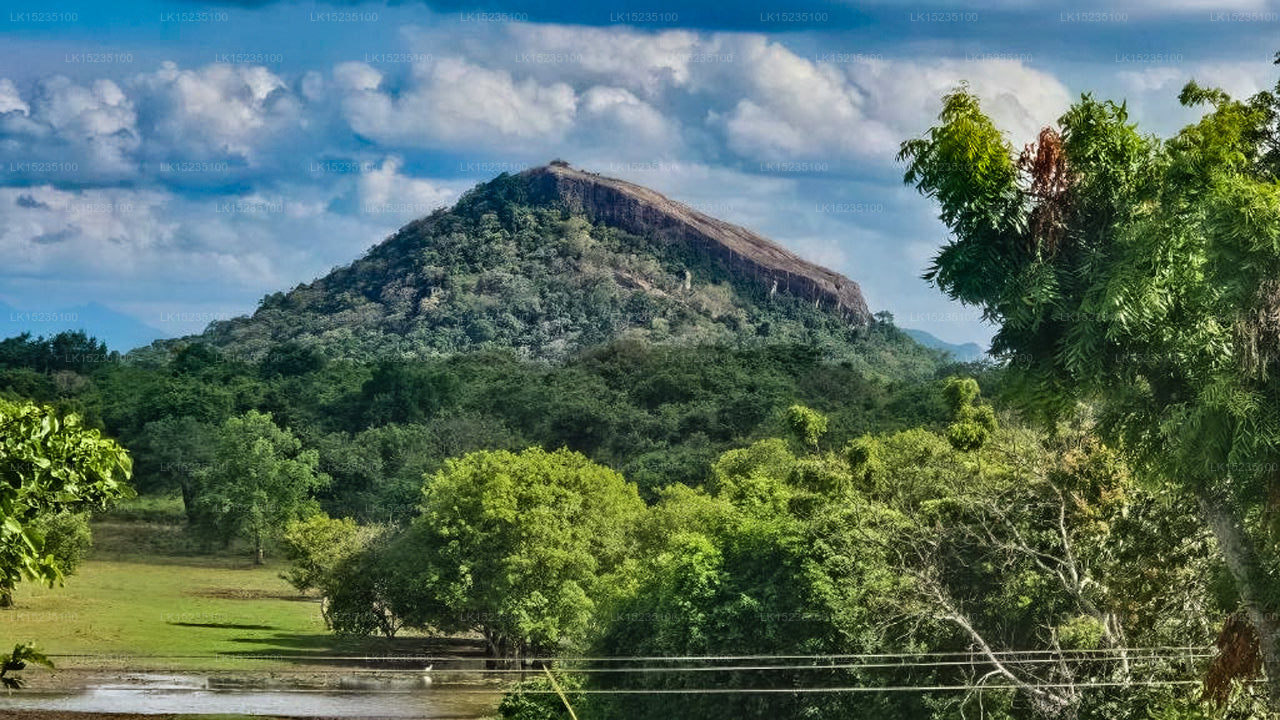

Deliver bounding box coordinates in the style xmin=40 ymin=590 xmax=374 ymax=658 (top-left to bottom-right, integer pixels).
xmin=333 ymin=61 xmax=382 ymax=92
xmin=1117 ymin=66 xmax=1186 ymax=93
xmin=715 ymin=40 xmax=1071 ymax=162
xmin=339 ymin=57 xmax=577 ymax=148
xmin=504 ymin=24 xmax=705 ymax=97
xmin=578 ymin=86 xmax=678 ymax=150
xmin=134 ymin=61 xmax=299 ymax=162
xmin=16 ymin=76 xmax=141 ymax=175
xmin=0 ymin=79 xmax=29 ymax=116
xmin=0 ymin=186 xmax=175 ymax=276
xmin=357 ymin=156 xmax=458 ymax=218
xmin=1184 ymin=60 xmax=1277 ymax=100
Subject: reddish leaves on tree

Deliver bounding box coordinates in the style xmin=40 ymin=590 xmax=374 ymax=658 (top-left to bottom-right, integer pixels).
xmin=1202 ymin=610 xmax=1262 ymax=707
xmin=1018 ymin=127 xmax=1075 ymax=256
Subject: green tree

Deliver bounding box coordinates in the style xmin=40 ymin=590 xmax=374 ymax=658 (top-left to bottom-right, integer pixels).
xmin=0 ymin=399 xmax=132 ymax=605
xmin=578 ymin=396 xmax=1217 ymax=720
xmin=783 ymin=403 xmax=828 ymax=452
xmin=941 ymin=376 xmax=997 ymax=466
xmin=39 ymin=511 xmax=93 ymax=578
xmin=134 ymin=415 xmax=217 ymax=522
xmin=0 ymin=399 xmax=131 ymax=687
xmin=899 ymin=66 xmax=1280 ymax=705
xmin=191 ymin=410 xmax=327 ymax=563
xmin=279 ymin=514 xmax=398 ymax=635
xmin=386 ymin=447 xmax=645 ymax=661
xmin=279 ymin=514 xmax=370 ymax=595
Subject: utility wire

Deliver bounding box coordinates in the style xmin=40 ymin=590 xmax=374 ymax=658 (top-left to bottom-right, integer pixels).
xmin=48 ymin=646 xmax=1214 ymax=664
xmin=44 ymin=653 xmax=1215 ymax=674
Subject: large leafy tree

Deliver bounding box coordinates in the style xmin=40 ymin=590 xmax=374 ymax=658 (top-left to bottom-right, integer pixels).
xmin=0 ymin=399 xmax=132 ymax=604
xmin=385 ymin=447 xmax=645 ymax=662
xmin=0 ymin=399 xmax=132 ymax=687
xmin=191 ymin=410 xmax=327 ymax=563
xmin=133 ymin=415 xmax=217 ymax=521
xmin=899 ymin=58 xmax=1280 ymax=705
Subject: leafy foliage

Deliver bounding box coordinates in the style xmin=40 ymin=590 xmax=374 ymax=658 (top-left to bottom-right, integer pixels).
xmin=189 ymin=410 xmax=327 ymax=561
xmin=899 ymin=59 xmax=1280 ymax=707
xmin=0 ymin=643 xmax=52 ymax=690
xmin=566 ymin=395 xmax=1220 ymax=720
xmin=0 ymin=399 xmax=132 ymax=600
xmin=385 ymin=448 xmax=646 ymax=659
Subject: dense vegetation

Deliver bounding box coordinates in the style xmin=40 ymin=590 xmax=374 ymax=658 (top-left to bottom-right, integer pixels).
xmin=899 ymin=54 xmax=1280 ymax=711
xmin=3 ymin=323 xmax=1246 ymax=718
xmin=0 ymin=396 xmax=133 ymax=686
xmin=0 ymin=322 xmax=961 ymax=525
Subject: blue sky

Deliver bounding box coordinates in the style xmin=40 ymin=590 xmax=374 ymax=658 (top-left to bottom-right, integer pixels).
xmin=1 ymin=0 xmax=1277 ymax=348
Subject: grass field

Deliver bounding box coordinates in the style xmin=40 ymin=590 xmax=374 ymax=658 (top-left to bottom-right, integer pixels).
xmin=0 ymin=505 xmax=470 ymax=674
xmin=2 ymin=555 xmax=328 ymax=671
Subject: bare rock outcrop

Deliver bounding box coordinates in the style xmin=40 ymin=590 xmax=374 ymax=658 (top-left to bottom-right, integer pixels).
xmin=520 ymin=163 xmax=871 ymax=325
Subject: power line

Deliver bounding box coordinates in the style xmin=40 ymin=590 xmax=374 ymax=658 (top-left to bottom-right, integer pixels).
xmin=434 ymin=680 xmax=1215 ymax=694
xmin=44 ymin=653 xmax=1215 ymax=675
xmin=48 ymin=646 xmax=1214 ymax=664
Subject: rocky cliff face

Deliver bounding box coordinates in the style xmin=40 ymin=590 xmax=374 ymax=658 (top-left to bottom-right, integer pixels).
xmin=520 ymin=163 xmax=872 ymax=325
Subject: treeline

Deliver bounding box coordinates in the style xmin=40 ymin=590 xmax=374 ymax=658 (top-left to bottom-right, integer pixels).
xmin=0 ymin=324 xmax=981 ymax=532
xmin=0 ymin=329 xmax=1263 ymax=716
xmin=281 ymin=389 xmax=1249 ymax=720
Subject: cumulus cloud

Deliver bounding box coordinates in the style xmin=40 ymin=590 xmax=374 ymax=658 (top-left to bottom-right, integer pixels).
xmin=380 ymin=26 xmax=1069 ymax=166
xmin=356 ymin=156 xmax=459 ymax=218
xmin=577 ymin=86 xmax=679 ymax=152
xmin=133 ymin=61 xmax=300 ymax=163
xmin=0 ymin=79 xmax=28 ymax=116
xmin=503 ymin=24 xmax=706 ymax=97
xmin=718 ymin=39 xmax=1071 ymax=161
xmin=339 ymin=57 xmax=577 ymax=148
xmin=0 ymin=75 xmax=141 ymax=180
xmin=0 ymin=185 xmax=175 ymax=277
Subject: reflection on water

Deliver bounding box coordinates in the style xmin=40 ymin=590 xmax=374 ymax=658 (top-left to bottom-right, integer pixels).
xmin=0 ymin=674 xmax=501 ymax=718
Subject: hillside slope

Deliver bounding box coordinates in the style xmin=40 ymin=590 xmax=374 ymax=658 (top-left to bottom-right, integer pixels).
xmin=170 ymin=162 xmax=937 ymax=375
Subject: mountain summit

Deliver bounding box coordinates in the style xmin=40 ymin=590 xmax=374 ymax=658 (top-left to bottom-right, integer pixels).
xmin=520 ymin=162 xmax=871 ymax=323
xmin=191 ymin=162 xmax=877 ymax=363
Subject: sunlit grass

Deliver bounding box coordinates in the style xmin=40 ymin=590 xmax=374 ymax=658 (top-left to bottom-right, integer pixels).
xmin=2 ymin=556 xmax=327 ymax=671
xmin=0 ymin=517 xmax=445 ymax=674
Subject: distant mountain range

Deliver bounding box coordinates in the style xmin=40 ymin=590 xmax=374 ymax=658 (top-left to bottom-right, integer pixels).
xmin=902 ymin=328 xmax=986 ymax=362
xmin=0 ymin=300 xmax=171 ymax=353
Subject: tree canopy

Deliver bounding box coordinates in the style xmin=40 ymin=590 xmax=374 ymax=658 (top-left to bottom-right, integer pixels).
xmin=898 ymin=59 xmax=1280 ymax=708
xmin=190 ymin=410 xmax=327 ymax=563
xmin=0 ymin=398 xmax=132 ymax=601
xmin=386 ymin=447 xmax=646 ymax=661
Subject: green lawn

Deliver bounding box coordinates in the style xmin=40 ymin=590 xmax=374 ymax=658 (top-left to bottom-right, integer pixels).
xmin=1 ymin=555 xmax=331 ymax=671
xmin=0 ymin=515 xmax=465 ymax=674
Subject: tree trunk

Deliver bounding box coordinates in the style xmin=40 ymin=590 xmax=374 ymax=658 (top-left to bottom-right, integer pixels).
xmin=1198 ymin=490 xmax=1280 ymax=707
xmin=254 ymin=527 xmax=264 ymax=565
xmin=180 ymin=481 xmax=196 ymax=525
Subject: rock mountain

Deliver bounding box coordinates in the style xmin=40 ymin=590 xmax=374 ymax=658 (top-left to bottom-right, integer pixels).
xmin=186 ymin=161 xmax=882 ymax=363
